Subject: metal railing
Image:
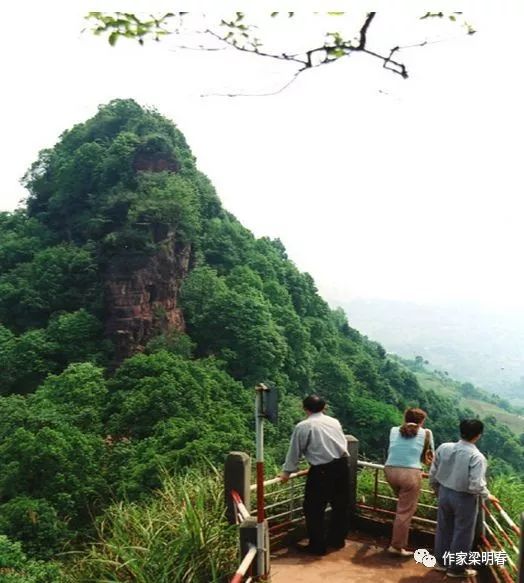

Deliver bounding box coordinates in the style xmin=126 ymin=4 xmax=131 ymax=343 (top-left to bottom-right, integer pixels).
xmin=356 ymin=460 xmax=437 ymax=527
xmin=519 ymin=512 xmax=524 ymax=583
xmin=230 ymin=544 xmax=256 ymax=583
xmin=250 ymin=469 xmax=308 ymax=547
xmin=246 ymin=459 xmax=522 ymax=582
xmin=231 ymin=489 xmax=251 ymax=523
xmin=357 ymin=461 xmax=522 ymax=582
xmin=480 ymin=499 xmax=522 ymax=583
xmin=230 ymin=491 xmax=257 ymax=583
xmin=248 ymin=461 xmax=438 ymax=541
xmin=228 ymin=447 xmax=522 ymax=582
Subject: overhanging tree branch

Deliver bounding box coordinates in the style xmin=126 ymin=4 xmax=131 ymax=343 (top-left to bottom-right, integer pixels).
xmin=86 ymin=11 xmax=474 ymax=96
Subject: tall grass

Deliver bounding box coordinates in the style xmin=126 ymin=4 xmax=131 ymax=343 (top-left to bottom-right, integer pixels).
xmin=486 ymin=474 xmax=524 ymax=575
xmin=68 ymin=468 xmax=237 ymax=583
xmin=490 ymin=473 xmax=524 ymax=525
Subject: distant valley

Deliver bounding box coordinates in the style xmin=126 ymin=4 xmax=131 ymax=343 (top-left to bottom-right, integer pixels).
xmin=339 ymin=298 xmax=524 ymax=408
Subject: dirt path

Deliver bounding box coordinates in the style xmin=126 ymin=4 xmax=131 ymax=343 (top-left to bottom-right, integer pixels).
xmin=271 ymin=535 xmax=477 ymax=582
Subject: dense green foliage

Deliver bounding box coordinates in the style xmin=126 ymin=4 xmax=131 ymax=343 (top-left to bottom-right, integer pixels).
xmin=0 ymin=535 xmax=62 ymax=582
xmin=0 ymin=100 xmax=522 ymax=578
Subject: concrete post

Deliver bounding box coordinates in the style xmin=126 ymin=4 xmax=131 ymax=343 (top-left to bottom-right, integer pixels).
xmin=225 ymin=451 xmax=251 ymax=525
xmin=240 ymin=516 xmax=271 ymax=580
xmin=518 ymin=512 xmax=523 ymax=583
xmin=346 ymin=435 xmax=359 ymax=517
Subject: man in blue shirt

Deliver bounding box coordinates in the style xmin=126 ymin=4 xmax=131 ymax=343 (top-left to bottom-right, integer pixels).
xmin=429 ymin=419 xmax=499 ymax=578
xmin=279 ymin=395 xmax=350 ymax=555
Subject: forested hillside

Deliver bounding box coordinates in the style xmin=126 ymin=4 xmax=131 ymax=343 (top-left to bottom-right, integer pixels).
xmin=395 ymin=356 xmax=524 ymax=434
xmin=0 ymin=100 xmax=522 ymax=575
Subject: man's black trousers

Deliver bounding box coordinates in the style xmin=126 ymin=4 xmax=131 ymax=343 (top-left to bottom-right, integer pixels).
xmin=303 ymin=456 xmax=350 ymax=553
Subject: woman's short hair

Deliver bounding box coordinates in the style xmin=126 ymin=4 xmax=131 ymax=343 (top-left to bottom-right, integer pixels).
xmin=399 ymin=407 xmax=427 ymax=438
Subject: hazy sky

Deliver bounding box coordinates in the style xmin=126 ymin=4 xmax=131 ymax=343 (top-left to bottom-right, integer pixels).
xmin=2 ymin=6 xmax=524 ymax=311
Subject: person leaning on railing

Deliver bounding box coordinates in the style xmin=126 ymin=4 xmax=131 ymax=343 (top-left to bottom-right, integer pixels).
xmin=279 ymin=394 xmax=350 ymax=556
xmin=384 ymin=407 xmax=434 ymax=557
xmin=429 ymin=419 xmax=500 ymax=579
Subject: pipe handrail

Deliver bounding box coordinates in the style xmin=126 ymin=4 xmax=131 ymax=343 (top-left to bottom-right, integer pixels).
xmin=231 ymin=490 xmax=251 ymax=522
xmin=483 ymin=502 xmax=519 ymax=554
xmin=479 ymin=534 xmax=515 ymax=583
xmin=519 ymin=513 xmax=523 ymax=583
xmin=252 ymin=494 xmax=304 ymax=514
xmin=358 ymin=459 xmax=430 ymax=478
xmin=249 ymin=460 xmax=429 ymax=492
xmin=483 ymin=522 xmax=518 ymax=571
xmin=250 ymin=469 xmax=308 ymax=491
xmin=230 ymin=544 xmax=257 ymax=583
xmin=491 ymin=499 xmax=522 ymax=537
xmin=357 ymin=460 xmax=384 ymax=470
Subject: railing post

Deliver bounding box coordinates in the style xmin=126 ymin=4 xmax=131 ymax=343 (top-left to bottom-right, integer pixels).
xmin=225 ymin=451 xmax=251 ymax=525
xmin=346 ymin=435 xmax=359 ymax=518
xmin=519 ymin=512 xmax=523 ymax=583
xmin=240 ymin=517 xmax=270 ymax=581
xmin=255 ymin=383 xmax=271 ymax=581
xmin=474 ymin=496 xmax=485 ymax=547
xmin=289 ymin=474 xmax=295 ymax=523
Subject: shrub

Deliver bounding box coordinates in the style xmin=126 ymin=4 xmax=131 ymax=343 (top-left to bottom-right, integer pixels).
xmin=0 ymin=535 xmax=63 ymax=583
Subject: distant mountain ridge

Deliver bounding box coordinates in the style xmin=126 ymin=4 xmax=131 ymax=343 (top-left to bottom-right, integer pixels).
xmin=339 ymin=298 xmax=524 ymax=406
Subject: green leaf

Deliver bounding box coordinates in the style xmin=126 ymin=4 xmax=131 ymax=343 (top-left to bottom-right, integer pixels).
xmin=108 ymin=31 xmax=118 ymax=46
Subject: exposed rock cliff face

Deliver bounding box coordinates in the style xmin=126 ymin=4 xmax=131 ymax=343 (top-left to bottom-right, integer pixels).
xmin=133 ymin=151 xmax=180 ymax=173
xmin=104 ymin=232 xmax=191 ymax=364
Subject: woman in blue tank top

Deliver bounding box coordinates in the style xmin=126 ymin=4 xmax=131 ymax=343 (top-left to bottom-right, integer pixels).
xmin=384 ymin=408 xmax=434 ymax=556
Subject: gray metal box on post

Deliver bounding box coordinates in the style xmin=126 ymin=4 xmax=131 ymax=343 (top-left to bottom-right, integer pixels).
xmin=346 ymin=435 xmax=359 ymax=517
xmin=224 ymin=451 xmax=251 ymax=525
xmin=240 ymin=517 xmax=271 ymax=580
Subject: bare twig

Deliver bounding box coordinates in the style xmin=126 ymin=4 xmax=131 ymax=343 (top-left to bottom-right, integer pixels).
xmin=205 ymin=29 xmax=307 ymax=66
xmin=200 ymin=69 xmax=304 ymax=98
xmin=168 ymin=44 xmax=226 ymax=52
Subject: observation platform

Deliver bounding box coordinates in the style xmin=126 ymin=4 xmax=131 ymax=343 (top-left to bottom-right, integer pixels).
xmin=271 ymin=532 xmax=476 ymax=582
xmin=226 ymin=443 xmax=521 ymax=583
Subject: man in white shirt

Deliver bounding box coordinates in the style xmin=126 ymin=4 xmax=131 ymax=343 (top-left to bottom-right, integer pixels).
xmin=279 ymin=394 xmax=350 ymax=555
